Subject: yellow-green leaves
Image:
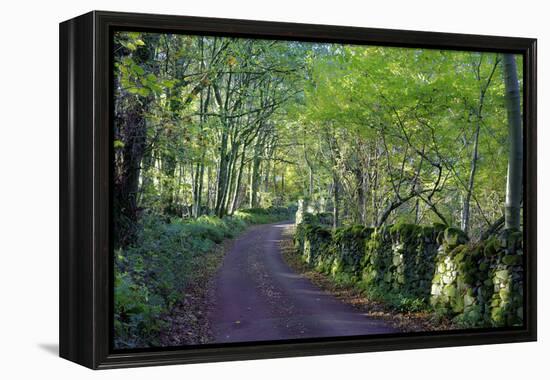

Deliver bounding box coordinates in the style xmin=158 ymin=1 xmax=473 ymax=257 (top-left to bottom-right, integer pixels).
xmin=113 ymin=140 xmax=125 ymax=149
xmin=227 ymin=56 xmax=237 ymax=67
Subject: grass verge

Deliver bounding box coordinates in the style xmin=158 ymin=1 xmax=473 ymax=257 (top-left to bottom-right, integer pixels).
xmin=114 ymin=207 xmax=294 ymax=349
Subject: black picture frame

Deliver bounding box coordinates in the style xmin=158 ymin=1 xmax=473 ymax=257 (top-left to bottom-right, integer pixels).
xmin=59 ymin=10 xmax=537 ymax=369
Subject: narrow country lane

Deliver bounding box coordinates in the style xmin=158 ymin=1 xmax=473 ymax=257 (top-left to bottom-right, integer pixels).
xmin=210 ymin=221 xmax=396 ymax=343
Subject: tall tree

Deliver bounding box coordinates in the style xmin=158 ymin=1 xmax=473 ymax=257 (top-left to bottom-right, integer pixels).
xmin=113 ymin=33 xmax=159 ymax=246
xmin=503 ymin=54 xmax=523 ymax=230
xmin=460 ymin=55 xmax=500 ymax=234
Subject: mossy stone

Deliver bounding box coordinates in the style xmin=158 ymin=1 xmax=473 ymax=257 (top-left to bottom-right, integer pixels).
xmin=443 ymin=227 xmax=469 ymax=248
xmin=495 ymin=269 xmax=509 ymax=281
xmin=464 ymin=294 xmax=475 ymax=307
xmin=452 ymin=296 xmax=464 ymax=313
xmin=502 ymin=255 xmax=521 ymax=266
xmin=443 ymin=284 xmax=457 ymax=298
xmin=499 ymin=288 xmax=510 ymax=300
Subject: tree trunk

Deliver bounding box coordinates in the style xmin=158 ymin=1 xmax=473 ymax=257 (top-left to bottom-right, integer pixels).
xmin=354 ymin=168 xmax=366 ymax=224
xmin=113 ymin=107 xmax=147 ymax=247
xmin=113 ymin=36 xmax=158 ymax=247
xmin=215 ymin=132 xmax=228 ymax=216
xmin=263 ymin=160 xmax=271 ymax=193
xmin=193 ymin=78 xmax=209 ymax=218
xmin=196 ymin=156 xmax=205 ymax=217
xmin=304 ymin=148 xmax=314 ymax=197
xmin=138 ymin=144 xmax=154 ymax=205
xmin=206 ymin=164 xmax=213 ymax=212
xmin=332 ymin=174 xmax=340 ymax=229
xmin=192 ymin=150 xmax=205 ymax=218
xmin=309 ymin=167 xmax=314 ymax=197
xmin=249 ymin=137 xmax=262 ymax=208
xmin=461 ymin=120 xmax=481 ymax=234
xmin=414 ymin=198 xmax=420 ymax=224
xmin=221 ymin=144 xmax=238 ymax=215
xmin=503 ymin=54 xmax=523 ymax=230
xmin=161 ymin=151 xmax=177 ymax=216
xmin=230 ymin=150 xmax=246 ymax=214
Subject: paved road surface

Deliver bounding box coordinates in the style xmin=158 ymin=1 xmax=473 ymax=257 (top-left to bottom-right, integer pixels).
xmin=210 ymin=221 xmax=396 ymax=343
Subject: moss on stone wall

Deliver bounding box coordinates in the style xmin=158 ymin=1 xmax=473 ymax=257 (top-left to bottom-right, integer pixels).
xmin=294 ymin=211 xmax=524 ymax=328
xmin=430 ymin=228 xmax=523 ymax=327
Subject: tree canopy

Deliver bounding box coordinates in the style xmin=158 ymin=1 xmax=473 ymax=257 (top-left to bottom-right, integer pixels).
xmin=113 ymin=32 xmax=523 ymax=245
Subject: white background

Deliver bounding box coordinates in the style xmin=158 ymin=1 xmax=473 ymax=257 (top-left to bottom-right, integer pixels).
xmin=0 ymin=0 xmax=547 ymax=378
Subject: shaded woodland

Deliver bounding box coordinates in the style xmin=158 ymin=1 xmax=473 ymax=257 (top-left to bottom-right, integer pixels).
xmin=114 ymin=32 xmax=522 ymax=244
xmin=112 ymin=32 xmax=523 ymax=348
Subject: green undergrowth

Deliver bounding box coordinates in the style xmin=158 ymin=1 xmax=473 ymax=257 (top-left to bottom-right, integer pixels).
xmin=356 ymin=282 xmax=428 ymax=313
xmin=114 ymin=207 xmax=294 ymax=349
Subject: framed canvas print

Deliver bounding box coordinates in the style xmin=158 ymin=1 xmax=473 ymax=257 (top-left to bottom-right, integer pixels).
xmin=59 ymin=11 xmax=537 ymax=369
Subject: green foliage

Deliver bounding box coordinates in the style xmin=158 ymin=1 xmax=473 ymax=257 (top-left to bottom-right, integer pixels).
xmin=113 ymin=139 xmax=125 ymax=149
xmin=111 ymin=30 xmax=524 ymax=342
xmin=114 ymin=207 xmax=294 ymax=348
xmin=234 ymin=206 xmax=295 ymax=224
xmin=294 ymin=45 xmax=519 ymax=234
xmin=114 ymin=271 xmax=165 ymax=347
xmin=360 ymin=284 xmax=427 ymax=313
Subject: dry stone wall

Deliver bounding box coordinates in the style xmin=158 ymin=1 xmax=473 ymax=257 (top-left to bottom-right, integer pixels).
xmin=294 ymin=211 xmax=524 ymax=328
